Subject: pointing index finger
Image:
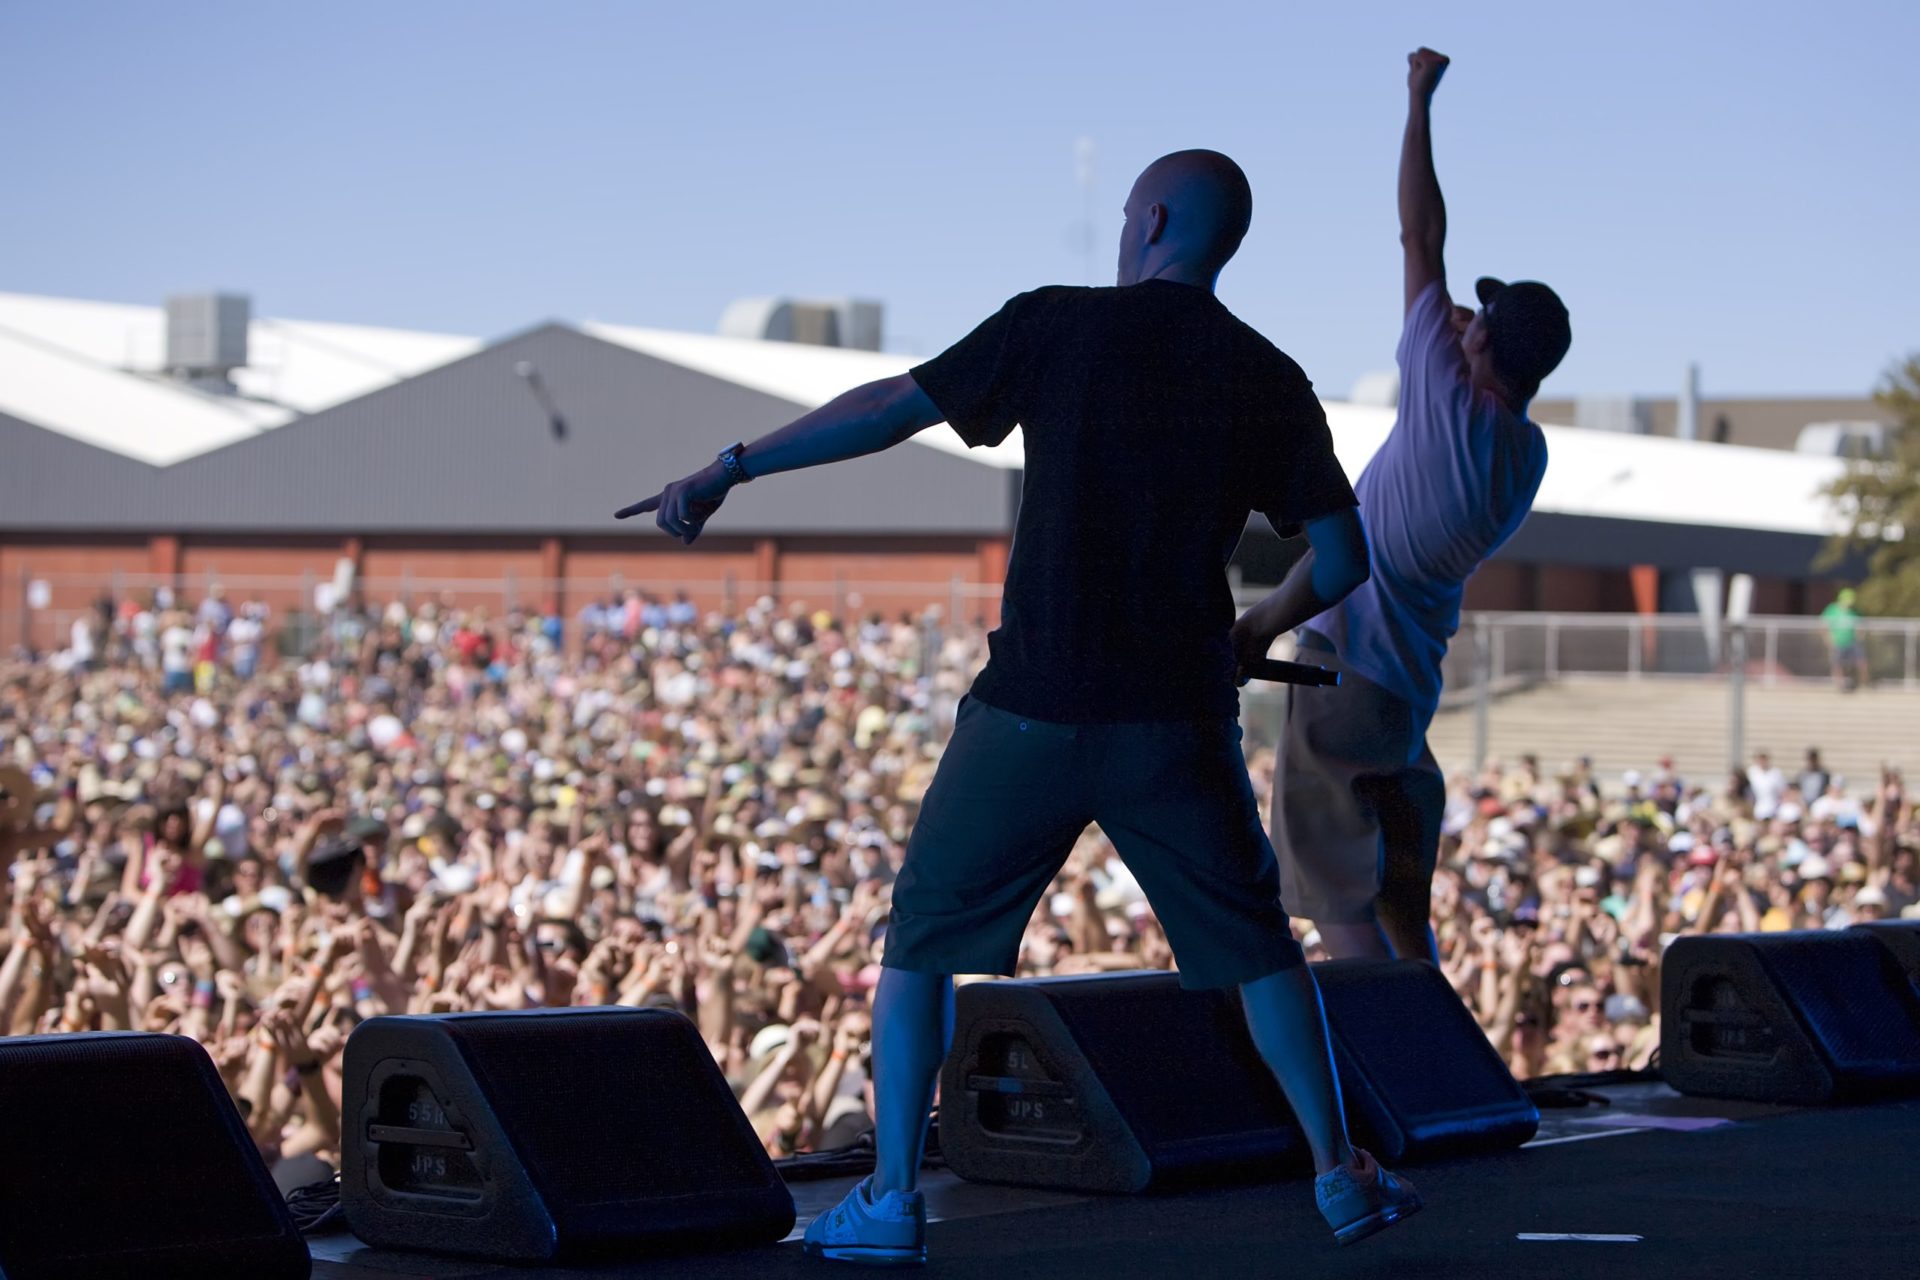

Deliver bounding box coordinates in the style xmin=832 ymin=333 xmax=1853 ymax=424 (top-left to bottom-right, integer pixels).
xmin=615 ymin=493 xmax=663 ymax=519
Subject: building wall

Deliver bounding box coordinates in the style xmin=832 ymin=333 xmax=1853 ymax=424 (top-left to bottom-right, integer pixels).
xmin=357 ymin=539 xmax=547 ymax=614
xmin=777 ymin=536 xmax=993 ymax=625
xmin=177 ymin=537 xmax=348 ymax=615
xmin=0 ymin=537 xmax=149 ymax=650
xmin=1 ymin=531 xmax=1007 ymax=653
xmin=0 ymin=526 xmax=1849 ymax=655
xmin=562 ymin=538 xmax=762 ymax=616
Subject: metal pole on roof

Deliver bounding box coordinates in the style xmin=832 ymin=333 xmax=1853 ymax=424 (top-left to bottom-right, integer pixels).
xmin=1679 ymin=363 xmax=1701 ymax=442
xmin=1728 ymin=622 xmax=1747 ymax=773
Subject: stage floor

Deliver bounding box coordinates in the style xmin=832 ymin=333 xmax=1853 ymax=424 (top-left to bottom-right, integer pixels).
xmin=309 ymin=1082 xmax=1919 ymax=1279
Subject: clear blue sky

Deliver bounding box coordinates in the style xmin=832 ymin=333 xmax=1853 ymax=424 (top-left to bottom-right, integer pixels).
xmin=3 ymin=1 xmax=1914 ymax=399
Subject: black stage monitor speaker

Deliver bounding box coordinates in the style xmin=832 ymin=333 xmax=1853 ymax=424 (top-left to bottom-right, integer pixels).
xmin=1662 ymin=930 xmax=1920 ymax=1105
xmin=1854 ymin=919 xmax=1920 ymax=986
xmin=340 ymin=1007 xmax=794 ymax=1262
xmin=1313 ymin=957 xmax=1540 ymax=1161
xmin=941 ymin=970 xmax=1307 ymax=1193
xmin=940 ymin=961 xmax=1536 ymax=1194
xmin=0 ymin=1032 xmax=311 ymax=1280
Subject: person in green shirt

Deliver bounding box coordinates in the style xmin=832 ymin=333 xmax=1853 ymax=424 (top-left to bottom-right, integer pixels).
xmin=1822 ymin=589 xmax=1867 ymax=690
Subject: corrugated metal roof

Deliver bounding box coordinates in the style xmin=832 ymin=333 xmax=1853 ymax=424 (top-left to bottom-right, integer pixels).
xmin=4 ymin=325 xmax=1016 ymax=536
xmin=0 ymin=291 xmax=479 ymax=465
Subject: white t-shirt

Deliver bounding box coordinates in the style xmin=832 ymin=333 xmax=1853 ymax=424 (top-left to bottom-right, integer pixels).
xmin=367 ymin=713 xmax=405 ymax=751
xmin=1310 ymin=281 xmax=1550 ymax=719
xmin=70 ymin=618 xmax=96 ymax=661
xmin=1747 ymin=765 xmax=1787 ymax=819
xmin=228 ymin=615 xmax=262 ymax=660
xmin=160 ymin=625 xmax=194 ymax=674
xmin=132 ymin=611 xmax=158 ymax=658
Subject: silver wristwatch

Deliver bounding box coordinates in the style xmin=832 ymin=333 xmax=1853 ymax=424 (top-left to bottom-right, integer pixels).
xmin=717 ymin=441 xmax=752 ymax=486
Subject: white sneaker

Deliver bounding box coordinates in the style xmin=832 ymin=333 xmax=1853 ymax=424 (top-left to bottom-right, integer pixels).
xmin=802 ymin=1176 xmax=927 ymax=1266
xmin=1315 ymin=1147 xmax=1422 ymax=1246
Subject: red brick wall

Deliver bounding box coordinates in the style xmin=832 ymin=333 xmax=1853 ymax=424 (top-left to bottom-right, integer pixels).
xmin=177 ymin=538 xmax=348 ymax=617
xmin=777 ymin=537 xmax=987 ymax=624
xmin=0 ymin=538 xmax=149 ymax=650
xmin=562 ymin=537 xmax=760 ymax=615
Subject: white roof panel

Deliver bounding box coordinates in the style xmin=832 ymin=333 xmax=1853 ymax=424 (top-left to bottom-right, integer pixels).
xmin=0 ymin=292 xmax=478 ymax=466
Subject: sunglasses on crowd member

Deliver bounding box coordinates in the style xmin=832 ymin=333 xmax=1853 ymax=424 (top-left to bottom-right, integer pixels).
xmin=1571 ymin=997 xmax=1600 ymax=1014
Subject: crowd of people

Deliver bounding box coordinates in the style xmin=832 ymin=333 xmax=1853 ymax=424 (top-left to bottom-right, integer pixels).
xmin=3 ymin=591 xmax=1916 ymax=1179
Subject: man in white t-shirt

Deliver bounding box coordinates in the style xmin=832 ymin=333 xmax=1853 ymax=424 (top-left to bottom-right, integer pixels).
xmin=68 ymin=616 xmax=97 ymax=669
xmin=1265 ymin=49 xmax=1570 ymax=963
xmin=131 ymin=605 xmax=159 ymax=670
xmin=1747 ymin=750 xmax=1788 ymax=820
xmin=160 ymin=613 xmax=196 ymax=697
xmin=227 ymin=605 xmax=265 ymax=679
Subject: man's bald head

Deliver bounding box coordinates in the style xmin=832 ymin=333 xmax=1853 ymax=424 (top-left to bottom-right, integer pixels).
xmin=1116 ymin=149 xmax=1253 ymax=287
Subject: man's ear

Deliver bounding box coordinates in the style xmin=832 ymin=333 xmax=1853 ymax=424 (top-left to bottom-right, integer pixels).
xmin=1146 ymin=202 xmax=1168 ymax=244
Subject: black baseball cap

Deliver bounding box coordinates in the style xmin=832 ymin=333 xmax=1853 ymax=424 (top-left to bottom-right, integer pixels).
xmin=307 ymin=837 xmax=366 ymax=900
xmin=1474 ymin=277 xmax=1571 ymax=390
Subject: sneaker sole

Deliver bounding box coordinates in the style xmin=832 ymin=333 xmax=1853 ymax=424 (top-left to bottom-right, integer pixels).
xmin=1333 ymin=1194 xmax=1424 ymax=1247
xmin=802 ymin=1239 xmax=927 ymax=1266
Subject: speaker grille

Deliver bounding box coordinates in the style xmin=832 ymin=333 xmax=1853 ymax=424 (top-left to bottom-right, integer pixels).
xmin=1046 ymin=981 xmax=1292 ymax=1149
xmin=0 ymin=1034 xmax=289 ymax=1270
xmin=1759 ymin=934 xmax=1920 ymax=1071
xmin=448 ymin=1011 xmax=770 ymax=1206
xmin=1318 ymin=961 xmax=1525 ymax=1121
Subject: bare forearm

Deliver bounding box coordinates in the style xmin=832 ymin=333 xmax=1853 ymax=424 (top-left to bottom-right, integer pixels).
xmin=739 ymin=1048 xmax=796 ymax=1118
xmin=1244 ymin=553 xmax=1327 ymax=643
xmin=203 ymin=921 xmax=245 ymax=973
xmin=737 ymin=376 xmax=934 ymax=480
xmin=125 ymin=889 xmax=164 ymax=951
xmin=0 ymin=943 xmax=27 ymax=1030
xmin=297 ymin=1069 xmax=341 ymax=1146
xmin=1399 ymin=95 xmax=1445 ymax=252
xmin=242 ymin=1046 xmax=279 ymax=1135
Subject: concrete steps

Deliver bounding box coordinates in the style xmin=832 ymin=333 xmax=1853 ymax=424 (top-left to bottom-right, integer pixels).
xmin=1425 ymin=678 xmax=1920 ymax=787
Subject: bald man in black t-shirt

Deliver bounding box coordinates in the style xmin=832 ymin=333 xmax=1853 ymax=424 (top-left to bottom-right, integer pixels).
xmin=620 ymin=149 xmax=1422 ymax=1263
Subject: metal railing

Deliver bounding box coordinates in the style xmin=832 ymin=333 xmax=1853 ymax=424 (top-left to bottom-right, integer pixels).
xmin=1231 ymin=609 xmax=1920 ymax=770
xmin=1433 ymin=611 xmax=1920 ymax=692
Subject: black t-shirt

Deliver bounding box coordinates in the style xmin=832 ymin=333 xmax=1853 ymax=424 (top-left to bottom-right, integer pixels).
xmin=911 ymin=280 xmax=1355 ymax=723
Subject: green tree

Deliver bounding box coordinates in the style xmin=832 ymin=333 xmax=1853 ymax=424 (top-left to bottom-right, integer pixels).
xmin=1822 ymin=354 xmax=1920 ymax=615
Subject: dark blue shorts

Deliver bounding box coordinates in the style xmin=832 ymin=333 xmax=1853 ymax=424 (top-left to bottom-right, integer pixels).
xmin=884 ymin=695 xmax=1306 ymax=989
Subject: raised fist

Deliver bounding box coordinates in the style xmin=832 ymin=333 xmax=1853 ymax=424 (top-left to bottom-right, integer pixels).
xmin=1408 ymin=47 xmax=1450 ymax=99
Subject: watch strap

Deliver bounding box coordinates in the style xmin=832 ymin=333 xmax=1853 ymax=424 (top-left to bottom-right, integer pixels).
xmin=717 ymin=441 xmax=752 ymax=485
